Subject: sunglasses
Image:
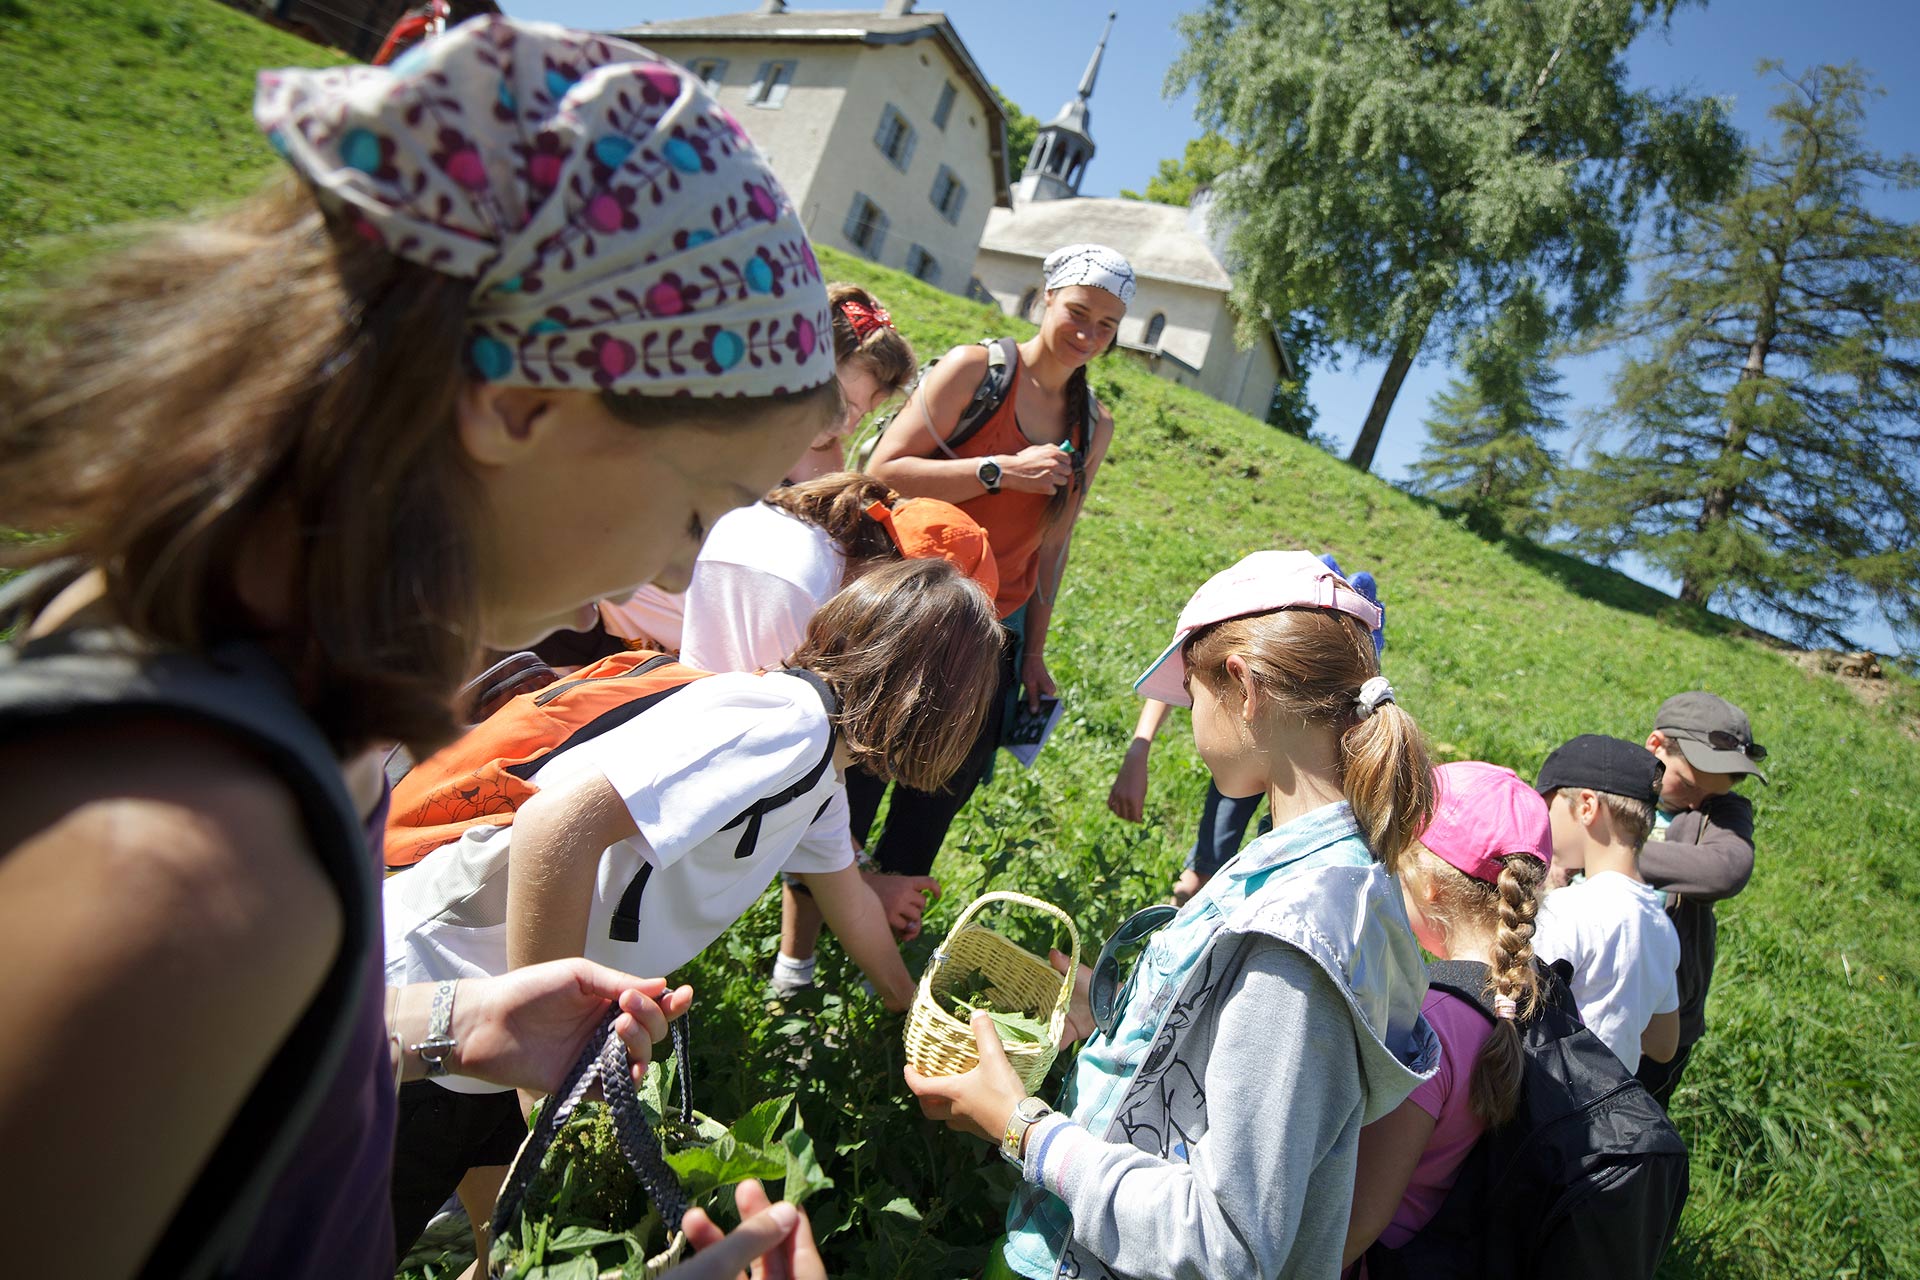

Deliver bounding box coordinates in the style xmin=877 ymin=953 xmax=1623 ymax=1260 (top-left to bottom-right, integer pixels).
xmin=1090 ymin=904 xmax=1178 ymax=1041
xmin=1660 ymin=727 xmax=1767 ymax=762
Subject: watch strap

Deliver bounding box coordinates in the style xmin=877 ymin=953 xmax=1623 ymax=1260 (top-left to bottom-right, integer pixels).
xmin=1001 ymin=1096 xmax=1051 ymax=1164
xmin=409 ymin=979 xmax=459 ymax=1078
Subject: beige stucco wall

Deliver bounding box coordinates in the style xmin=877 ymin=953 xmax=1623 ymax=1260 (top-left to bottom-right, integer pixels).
xmin=1199 ymin=306 xmax=1282 ymax=421
xmin=630 ymin=35 xmax=996 ymax=293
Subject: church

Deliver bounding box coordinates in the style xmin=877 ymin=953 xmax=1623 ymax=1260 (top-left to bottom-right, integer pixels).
xmin=972 ymin=15 xmax=1286 ymax=421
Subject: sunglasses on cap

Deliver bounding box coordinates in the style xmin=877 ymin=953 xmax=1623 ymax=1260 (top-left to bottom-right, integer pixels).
xmin=1660 ymin=727 xmax=1768 ymax=761
xmin=1090 ymin=904 xmax=1178 ymax=1041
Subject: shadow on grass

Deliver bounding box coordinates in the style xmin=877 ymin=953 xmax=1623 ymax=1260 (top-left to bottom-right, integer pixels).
xmin=1399 ymin=491 xmax=1756 ymax=645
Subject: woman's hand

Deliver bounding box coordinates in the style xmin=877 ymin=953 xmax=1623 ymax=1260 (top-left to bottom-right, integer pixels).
xmin=444 ymin=959 xmax=693 ymax=1092
xmin=1019 ymin=649 xmax=1057 ymax=714
xmin=902 ymin=1012 xmax=1027 ymax=1145
xmin=1107 ymin=739 xmax=1151 ymax=823
xmin=1049 ymin=948 xmax=1096 ymax=1048
xmin=863 ymin=870 xmax=942 ymax=942
xmin=998 ymin=443 xmax=1072 ymax=495
xmin=677 ymin=1179 xmax=825 ymax=1280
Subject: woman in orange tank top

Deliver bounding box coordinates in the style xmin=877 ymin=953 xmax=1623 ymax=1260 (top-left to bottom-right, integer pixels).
xmin=769 ymin=246 xmax=1131 ymax=987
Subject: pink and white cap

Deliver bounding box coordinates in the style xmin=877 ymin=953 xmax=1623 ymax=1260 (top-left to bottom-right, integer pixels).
xmin=1420 ymin=761 xmax=1554 ymax=883
xmin=1132 ymin=550 xmax=1384 ymax=708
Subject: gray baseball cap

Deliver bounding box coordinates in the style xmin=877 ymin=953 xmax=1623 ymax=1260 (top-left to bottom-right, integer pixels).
xmin=1654 ymin=691 xmax=1768 ymax=783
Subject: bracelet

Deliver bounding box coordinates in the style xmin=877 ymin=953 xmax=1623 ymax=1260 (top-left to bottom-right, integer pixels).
xmin=409 ymin=979 xmax=460 ymax=1079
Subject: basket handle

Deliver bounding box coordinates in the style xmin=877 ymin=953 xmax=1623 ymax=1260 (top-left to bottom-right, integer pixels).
xmin=932 ymin=890 xmax=1081 ymax=1037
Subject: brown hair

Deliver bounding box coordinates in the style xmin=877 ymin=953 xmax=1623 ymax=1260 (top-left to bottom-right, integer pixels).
xmin=786 ymin=557 xmax=1001 ymax=791
xmin=1542 ymin=787 xmax=1657 ymax=854
xmin=1407 ymin=849 xmax=1547 ymax=1127
xmin=0 ymin=178 xmax=838 ymax=757
xmin=1184 ymin=608 xmax=1433 ymax=877
xmin=829 ymin=283 xmax=916 ymax=397
xmin=1036 ymin=287 xmax=1110 ymax=529
xmin=761 ymin=471 xmax=900 ymax=573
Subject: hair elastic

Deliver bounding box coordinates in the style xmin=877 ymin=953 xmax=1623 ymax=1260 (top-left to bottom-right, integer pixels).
xmin=839 ymin=299 xmax=894 ymax=339
xmin=1493 ymin=993 xmax=1519 ymax=1021
xmin=1355 ymin=676 xmax=1396 ymax=717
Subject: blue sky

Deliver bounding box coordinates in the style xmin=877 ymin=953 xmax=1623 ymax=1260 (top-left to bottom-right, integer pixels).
xmin=511 ymin=1 xmax=1918 ymax=650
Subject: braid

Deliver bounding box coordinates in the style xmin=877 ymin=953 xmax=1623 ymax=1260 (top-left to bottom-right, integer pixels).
xmin=1468 ymin=853 xmax=1547 ymax=1127
xmin=1045 ymin=364 xmax=1091 ymax=526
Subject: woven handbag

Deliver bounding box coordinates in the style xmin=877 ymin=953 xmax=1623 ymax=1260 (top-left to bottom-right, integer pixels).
xmin=904 ymin=890 xmax=1079 ymax=1094
xmin=487 ymin=1011 xmax=695 ymax=1279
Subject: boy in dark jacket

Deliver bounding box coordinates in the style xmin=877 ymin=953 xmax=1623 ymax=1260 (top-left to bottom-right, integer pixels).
xmin=1636 ymin=691 xmax=1767 ymax=1106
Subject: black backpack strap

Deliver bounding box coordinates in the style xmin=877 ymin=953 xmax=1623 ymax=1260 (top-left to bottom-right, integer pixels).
xmin=1426 ymin=959 xmax=1497 ymax=1022
xmin=609 ymin=670 xmax=839 ymax=941
xmin=942 ymin=337 xmax=1018 ymax=455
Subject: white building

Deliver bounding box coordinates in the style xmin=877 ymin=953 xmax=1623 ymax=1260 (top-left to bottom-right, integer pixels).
xmin=619 ymin=1 xmax=1008 ymax=293
xmin=971 ymin=17 xmax=1287 ymax=421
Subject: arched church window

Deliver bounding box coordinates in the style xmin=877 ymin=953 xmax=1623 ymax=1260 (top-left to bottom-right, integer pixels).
xmin=1145 ymin=312 xmax=1166 ymax=346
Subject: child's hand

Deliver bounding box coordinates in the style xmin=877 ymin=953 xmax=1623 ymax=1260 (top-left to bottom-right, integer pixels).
xmin=903 ymin=1011 xmax=1028 ymax=1145
xmin=863 ymin=870 xmax=941 ymax=941
xmin=1050 ymin=948 xmax=1096 ymax=1047
xmin=1020 ymin=650 xmax=1056 ymax=713
xmin=1107 ymin=740 xmax=1150 ymax=823
xmin=679 ymin=1178 xmax=825 ymax=1280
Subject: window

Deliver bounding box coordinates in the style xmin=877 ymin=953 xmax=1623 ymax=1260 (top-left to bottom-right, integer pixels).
xmin=747 ymin=60 xmax=796 ymax=108
xmin=933 ymin=81 xmax=957 ymax=131
xmin=1145 ymin=312 xmax=1167 ymax=347
xmin=906 ymin=244 xmax=941 ymax=286
xmin=928 ymin=165 xmax=967 ymax=224
xmin=873 ymin=104 xmax=917 ymax=172
xmin=844 ymin=193 xmax=888 ymax=260
xmin=688 ymin=57 xmax=728 ymax=90
xmin=1018 ymin=288 xmax=1039 ymax=321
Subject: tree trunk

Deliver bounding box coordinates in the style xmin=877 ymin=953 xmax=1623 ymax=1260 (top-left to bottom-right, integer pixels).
xmin=1682 ymin=286 xmax=1776 ymax=603
xmin=1347 ymin=319 xmax=1429 ymax=473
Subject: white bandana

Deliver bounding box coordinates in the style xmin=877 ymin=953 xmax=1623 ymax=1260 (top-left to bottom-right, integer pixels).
xmin=256 ymin=17 xmax=833 ymax=398
xmin=1042 ymin=243 xmax=1136 ymax=306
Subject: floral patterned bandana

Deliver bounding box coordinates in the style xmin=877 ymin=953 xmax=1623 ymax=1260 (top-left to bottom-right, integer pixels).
xmin=256 ymin=16 xmax=833 ymax=397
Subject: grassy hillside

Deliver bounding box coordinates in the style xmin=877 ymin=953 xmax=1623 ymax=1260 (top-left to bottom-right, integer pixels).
xmin=5 ymin=3 xmax=1917 ymax=1276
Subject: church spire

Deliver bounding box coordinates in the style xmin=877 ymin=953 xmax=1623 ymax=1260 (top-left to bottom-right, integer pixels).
xmin=1077 ymin=11 xmax=1115 ymax=102
xmin=1016 ymin=13 xmax=1116 ymax=203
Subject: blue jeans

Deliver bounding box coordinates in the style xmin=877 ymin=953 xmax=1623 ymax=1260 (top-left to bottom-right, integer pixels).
xmin=1185 ymin=779 xmax=1269 ymax=877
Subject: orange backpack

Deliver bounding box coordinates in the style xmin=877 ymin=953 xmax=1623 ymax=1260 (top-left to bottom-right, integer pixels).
xmin=385 ymin=650 xmax=715 ymax=870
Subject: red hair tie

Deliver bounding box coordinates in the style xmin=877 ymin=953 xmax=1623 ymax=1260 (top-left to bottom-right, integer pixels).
xmin=839 ymin=299 xmax=894 ymax=339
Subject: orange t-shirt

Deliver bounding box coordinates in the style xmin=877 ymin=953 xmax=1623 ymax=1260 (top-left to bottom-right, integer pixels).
xmin=949 ymin=370 xmax=1067 ymax=617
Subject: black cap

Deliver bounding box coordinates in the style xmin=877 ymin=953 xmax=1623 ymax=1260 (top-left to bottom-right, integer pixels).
xmin=1536 ymin=734 xmax=1665 ymax=804
xmin=1654 ymin=691 xmax=1768 ymax=783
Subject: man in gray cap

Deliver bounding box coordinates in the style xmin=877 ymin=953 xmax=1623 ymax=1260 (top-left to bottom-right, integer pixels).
xmin=1637 ymin=690 xmax=1769 ymax=1106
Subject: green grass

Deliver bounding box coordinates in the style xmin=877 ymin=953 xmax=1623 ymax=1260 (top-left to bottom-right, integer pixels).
xmin=6 ymin=3 xmax=1918 ymax=1276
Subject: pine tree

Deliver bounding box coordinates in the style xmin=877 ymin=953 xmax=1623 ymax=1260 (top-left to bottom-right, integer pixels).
xmin=1411 ymin=297 xmax=1566 ymax=537
xmin=1562 ymin=64 xmax=1920 ymax=648
xmin=1170 ymin=0 xmax=1741 ymax=472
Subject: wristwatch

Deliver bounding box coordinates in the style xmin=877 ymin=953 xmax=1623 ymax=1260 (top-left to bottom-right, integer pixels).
xmin=976 ymin=456 xmax=1003 ymax=495
xmin=409 ymin=979 xmax=459 ymax=1078
xmin=1001 ymin=1096 xmax=1053 ymax=1165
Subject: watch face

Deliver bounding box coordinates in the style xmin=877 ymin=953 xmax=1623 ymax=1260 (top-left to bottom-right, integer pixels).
xmin=979 ymin=459 xmax=1001 ymax=485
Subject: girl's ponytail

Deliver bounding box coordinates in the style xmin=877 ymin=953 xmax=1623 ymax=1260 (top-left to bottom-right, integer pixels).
xmin=1339 ymin=699 xmax=1434 ymax=880
xmin=1467 ymin=853 xmax=1547 ymax=1127
xmin=762 ymin=470 xmax=898 ymax=568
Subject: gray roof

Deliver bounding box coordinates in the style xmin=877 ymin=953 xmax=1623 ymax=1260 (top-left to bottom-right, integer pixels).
xmin=981 ymin=196 xmax=1232 ymax=292
xmin=617 ymin=8 xmax=1010 ymax=204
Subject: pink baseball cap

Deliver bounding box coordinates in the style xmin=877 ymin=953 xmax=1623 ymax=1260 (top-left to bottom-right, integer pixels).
xmin=1421 ymin=761 xmax=1554 ymax=882
xmin=1133 ymin=550 xmax=1385 ymax=707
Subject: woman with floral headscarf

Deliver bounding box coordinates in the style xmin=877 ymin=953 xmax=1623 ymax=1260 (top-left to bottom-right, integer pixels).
xmin=0 ymin=18 xmax=835 ymax=1278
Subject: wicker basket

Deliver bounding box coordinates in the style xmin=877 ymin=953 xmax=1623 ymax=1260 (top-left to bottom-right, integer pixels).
xmin=904 ymin=890 xmax=1080 ymax=1094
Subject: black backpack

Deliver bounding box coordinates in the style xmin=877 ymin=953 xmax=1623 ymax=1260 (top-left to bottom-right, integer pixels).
xmin=1364 ymin=959 xmax=1690 ymax=1280
xmin=850 ymin=337 xmax=1093 ymax=491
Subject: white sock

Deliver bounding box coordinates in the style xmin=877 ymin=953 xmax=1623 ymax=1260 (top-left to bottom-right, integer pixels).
xmin=772 ymin=952 xmax=817 ymax=993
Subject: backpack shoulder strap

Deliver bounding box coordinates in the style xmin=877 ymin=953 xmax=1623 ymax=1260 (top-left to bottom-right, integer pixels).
xmin=1426 ymin=959 xmax=1498 ymax=1023
xmin=941 ymin=337 xmax=1018 ymax=456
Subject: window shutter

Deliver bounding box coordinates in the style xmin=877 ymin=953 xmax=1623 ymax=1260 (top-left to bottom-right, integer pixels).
xmin=766 ymin=63 xmax=793 ymax=107
xmin=948 ymin=180 xmax=967 ymax=224
xmin=749 ymin=61 xmax=770 ymax=104
xmin=843 ymin=195 xmax=866 ymax=247
xmin=874 ymin=108 xmax=892 ymax=153
xmin=899 ymin=125 xmax=917 ymax=173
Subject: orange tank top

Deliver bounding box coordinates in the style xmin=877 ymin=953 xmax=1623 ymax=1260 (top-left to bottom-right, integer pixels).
xmin=951 ymin=369 xmax=1063 ymax=617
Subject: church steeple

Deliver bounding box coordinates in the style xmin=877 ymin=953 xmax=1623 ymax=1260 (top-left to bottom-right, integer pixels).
xmin=1016 ymin=12 xmax=1114 ymax=204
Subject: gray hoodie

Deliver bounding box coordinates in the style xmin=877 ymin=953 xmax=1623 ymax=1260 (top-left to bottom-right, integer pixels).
xmin=1011 ymin=811 xmax=1438 ymax=1280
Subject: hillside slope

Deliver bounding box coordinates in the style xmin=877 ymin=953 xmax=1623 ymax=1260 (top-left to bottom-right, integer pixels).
xmin=4 ymin=3 xmax=1915 ymax=1275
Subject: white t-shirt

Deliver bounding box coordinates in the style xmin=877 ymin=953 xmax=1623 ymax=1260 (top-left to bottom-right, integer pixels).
xmin=1533 ymin=870 xmax=1682 ymax=1070
xmin=680 ymin=503 xmax=845 ymax=672
xmin=384 ymin=670 xmax=853 ymax=1092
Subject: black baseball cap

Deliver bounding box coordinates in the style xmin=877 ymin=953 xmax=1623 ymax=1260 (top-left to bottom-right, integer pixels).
xmin=1654 ymin=691 xmax=1769 ymax=783
xmin=1536 ymin=735 xmax=1665 ymax=804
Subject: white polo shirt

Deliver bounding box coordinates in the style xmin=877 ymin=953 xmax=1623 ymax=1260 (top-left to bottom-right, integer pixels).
xmin=384 ymin=670 xmax=852 ymax=1092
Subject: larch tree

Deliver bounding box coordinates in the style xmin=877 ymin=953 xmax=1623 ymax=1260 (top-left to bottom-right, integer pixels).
xmin=1411 ymin=293 xmax=1567 ymax=537
xmin=1170 ymin=0 xmax=1741 ymax=472
xmin=1562 ymin=63 xmax=1920 ymax=648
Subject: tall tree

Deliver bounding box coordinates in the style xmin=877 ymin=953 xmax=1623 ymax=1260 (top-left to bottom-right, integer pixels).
xmin=1171 ymin=0 xmax=1741 ymax=472
xmin=994 ymin=85 xmax=1040 ymax=186
xmin=1411 ymin=293 xmax=1566 ymax=537
xmin=1561 ymin=64 xmax=1920 ymax=648
xmin=1121 ymin=133 xmax=1238 ymax=207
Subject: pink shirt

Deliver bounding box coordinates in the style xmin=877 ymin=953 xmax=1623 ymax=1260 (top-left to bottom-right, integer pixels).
xmin=1377 ymin=989 xmax=1494 ymax=1248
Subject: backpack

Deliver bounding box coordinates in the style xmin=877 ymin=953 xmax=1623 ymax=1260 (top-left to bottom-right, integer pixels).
xmin=1364 ymin=959 xmax=1690 ymax=1280
xmin=385 ymin=651 xmax=839 ymax=885
xmin=849 ymin=337 xmax=1094 ymax=492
